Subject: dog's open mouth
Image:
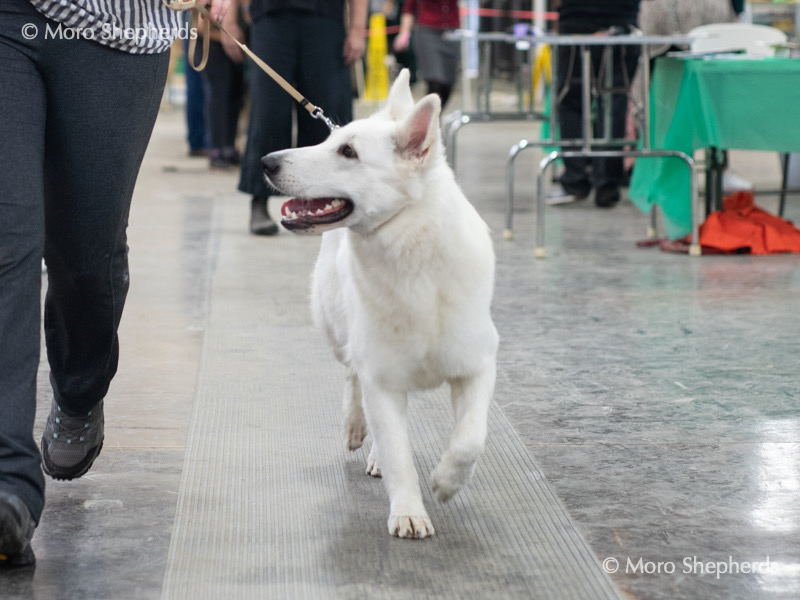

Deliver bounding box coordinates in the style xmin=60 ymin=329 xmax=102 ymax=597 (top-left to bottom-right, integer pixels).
xmin=280 ymin=197 xmax=354 ymax=231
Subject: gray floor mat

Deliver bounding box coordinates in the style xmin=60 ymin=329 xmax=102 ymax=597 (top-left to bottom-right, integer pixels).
xmin=161 ymin=197 xmax=622 ymax=600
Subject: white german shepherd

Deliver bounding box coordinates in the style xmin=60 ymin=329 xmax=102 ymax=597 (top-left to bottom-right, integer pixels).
xmin=263 ymin=70 xmax=498 ymax=539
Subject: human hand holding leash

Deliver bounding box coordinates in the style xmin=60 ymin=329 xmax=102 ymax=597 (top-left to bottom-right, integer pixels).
xmin=219 ymin=0 xmax=244 ymax=63
xmin=162 ymin=0 xmax=231 ymax=23
xmin=207 ymin=0 xmax=231 ymax=23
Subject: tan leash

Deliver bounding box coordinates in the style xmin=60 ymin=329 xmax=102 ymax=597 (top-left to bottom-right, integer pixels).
xmin=162 ymin=0 xmax=339 ymax=131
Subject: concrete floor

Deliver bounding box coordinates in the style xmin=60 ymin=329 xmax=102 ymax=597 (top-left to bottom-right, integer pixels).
xmin=2 ymin=90 xmax=800 ymax=599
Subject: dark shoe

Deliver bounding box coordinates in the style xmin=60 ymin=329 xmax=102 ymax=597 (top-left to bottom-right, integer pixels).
xmin=0 ymin=492 xmax=35 ymax=567
xmin=221 ymin=147 xmax=240 ymax=166
xmin=546 ymin=186 xmax=589 ymax=205
xmin=41 ymin=399 xmax=104 ymax=481
xmin=188 ymin=148 xmax=208 ymax=158
xmin=559 ymin=175 xmax=591 ymax=200
xmin=595 ymin=190 xmax=620 ymax=208
xmin=250 ymin=197 xmax=279 ymax=236
xmin=208 ymin=149 xmax=235 ymax=171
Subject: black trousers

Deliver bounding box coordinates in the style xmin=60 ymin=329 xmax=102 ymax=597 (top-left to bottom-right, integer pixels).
xmin=238 ymin=11 xmax=353 ymax=200
xmin=198 ymin=40 xmax=244 ymax=152
xmin=556 ymin=22 xmax=640 ymax=200
xmin=0 ymin=0 xmax=169 ymax=523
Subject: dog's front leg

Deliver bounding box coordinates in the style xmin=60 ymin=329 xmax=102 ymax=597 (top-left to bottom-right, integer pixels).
xmin=343 ymin=371 xmax=368 ymax=450
xmin=432 ymin=362 xmax=496 ymax=503
xmin=360 ymin=377 xmax=434 ymax=539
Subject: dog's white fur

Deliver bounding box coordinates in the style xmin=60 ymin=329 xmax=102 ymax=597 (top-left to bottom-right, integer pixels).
xmin=265 ymin=70 xmax=498 ymax=539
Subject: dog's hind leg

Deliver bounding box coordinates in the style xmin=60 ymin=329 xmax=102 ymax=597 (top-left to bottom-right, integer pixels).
xmin=366 ymin=441 xmax=381 ymax=477
xmin=343 ymin=371 xmax=368 ymax=451
xmin=361 ymin=380 xmax=435 ymax=539
xmin=432 ymin=362 xmax=496 ymax=503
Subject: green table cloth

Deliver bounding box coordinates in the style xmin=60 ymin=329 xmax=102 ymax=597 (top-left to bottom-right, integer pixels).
xmin=629 ymin=56 xmax=800 ymax=240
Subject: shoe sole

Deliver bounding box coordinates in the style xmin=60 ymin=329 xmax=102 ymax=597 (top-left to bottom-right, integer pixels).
xmin=0 ymin=514 xmax=35 ymax=567
xmin=41 ymin=440 xmax=104 ymax=481
xmin=596 ymin=200 xmax=619 ymax=208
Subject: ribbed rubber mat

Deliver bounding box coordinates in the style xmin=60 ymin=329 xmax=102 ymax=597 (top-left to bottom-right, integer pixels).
xmin=161 ymin=197 xmax=622 ymax=600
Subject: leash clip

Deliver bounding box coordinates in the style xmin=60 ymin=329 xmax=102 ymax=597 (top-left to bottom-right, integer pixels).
xmin=311 ymin=107 xmax=339 ymax=132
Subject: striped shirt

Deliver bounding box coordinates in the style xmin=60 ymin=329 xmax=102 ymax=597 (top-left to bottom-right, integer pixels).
xmin=29 ymin=0 xmax=183 ymax=54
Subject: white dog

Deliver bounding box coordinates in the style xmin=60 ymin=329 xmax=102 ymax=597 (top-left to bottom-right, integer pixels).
xmin=263 ymin=70 xmax=498 ymax=539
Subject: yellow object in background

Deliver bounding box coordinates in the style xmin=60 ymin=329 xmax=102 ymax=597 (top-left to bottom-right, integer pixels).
xmin=532 ymin=43 xmax=552 ymax=101
xmin=364 ymin=13 xmax=389 ymax=101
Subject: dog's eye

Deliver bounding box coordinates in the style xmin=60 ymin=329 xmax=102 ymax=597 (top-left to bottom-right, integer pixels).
xmin=338 ymin=143 xmax=358 ymax=159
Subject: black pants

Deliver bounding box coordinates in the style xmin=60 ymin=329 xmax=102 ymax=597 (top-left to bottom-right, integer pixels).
xmin=556 ymin=22 xmax=640 ymax=201
xmin=238 ymin=11 xmax=353 ymax=200
xmin=198 ymin=40 xmax=244 ymax=153
xmin=0 ymin=0 xmax=169 ymax=523
xmin=183 ymin=14 xmax=207 ymax=151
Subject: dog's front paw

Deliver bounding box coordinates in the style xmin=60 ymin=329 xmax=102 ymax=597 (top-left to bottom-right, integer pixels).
xmin=366 ymin=444 xmax=381 ymax=477
xmin=388 ymin=513 xmax=435 ymax=539
xmin=431 ymin=455 xmax=477 ymax=503
xmin=344 ymin=415 xmax=367 ymax=451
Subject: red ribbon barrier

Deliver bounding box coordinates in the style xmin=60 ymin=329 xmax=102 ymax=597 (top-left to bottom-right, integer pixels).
xmin=365 ymin=8 xmax=559 ymax=36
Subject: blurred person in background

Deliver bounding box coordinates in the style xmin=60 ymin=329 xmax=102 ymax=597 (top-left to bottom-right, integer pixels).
xmin=551 ymin=0 xmax=643 ymax=208
xmin=196 ymin=2 xmax=248 ymax=170
xmin=183 ymin=10 xmax=209 ymax=158
xmin=383 ymin=0 xmax=417 ymax=83
xmin=393 ymin=0 xmax=460 ymax=108
xmin=238 ymin=0 xmax=367 ymax=236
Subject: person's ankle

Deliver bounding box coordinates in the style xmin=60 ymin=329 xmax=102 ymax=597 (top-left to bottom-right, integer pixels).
xmin=250 ymin=197 xmax=279 ymax=236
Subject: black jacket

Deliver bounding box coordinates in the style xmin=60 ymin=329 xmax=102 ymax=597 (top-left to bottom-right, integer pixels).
xmin=558 ymin=0 xmax=641 ymax=31
xmin=249 ymin=0 xmax=345 ymax=23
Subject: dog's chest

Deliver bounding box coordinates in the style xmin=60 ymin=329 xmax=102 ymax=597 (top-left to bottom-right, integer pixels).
xmin=355 ymin=271 xmax=447 ymax=337
xmin=324 ymin=228 xmax=490 ymax=388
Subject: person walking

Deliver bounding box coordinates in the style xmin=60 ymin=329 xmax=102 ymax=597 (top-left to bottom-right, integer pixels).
xmin=0 ymin=0 xmax=231 ymax=567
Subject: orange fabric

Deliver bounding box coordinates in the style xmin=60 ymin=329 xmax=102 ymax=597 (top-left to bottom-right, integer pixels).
xmin=699 ymin=191 xmax=800 ymax=254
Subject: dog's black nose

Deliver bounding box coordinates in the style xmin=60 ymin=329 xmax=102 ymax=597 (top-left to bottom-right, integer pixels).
xmin=261 ymin=154 xmax=280 ymax=176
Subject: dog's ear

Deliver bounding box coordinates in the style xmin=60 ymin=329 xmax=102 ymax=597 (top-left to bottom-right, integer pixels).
xmin=385 ymin=69 xmax=414 ymax=121
xmin=396 ymin=93 xmax=441 ymax=165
